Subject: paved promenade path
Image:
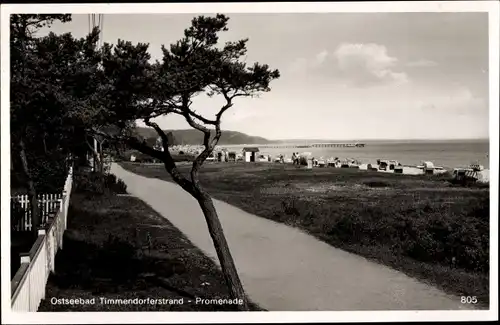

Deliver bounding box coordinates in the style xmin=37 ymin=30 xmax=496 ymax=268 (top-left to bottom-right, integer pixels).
xmin=111 ymin=163 xmax=474 ymax=311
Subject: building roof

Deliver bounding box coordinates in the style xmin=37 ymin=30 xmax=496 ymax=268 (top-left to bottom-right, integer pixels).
xmin=242 ymin=147 xmax=260 ymax=152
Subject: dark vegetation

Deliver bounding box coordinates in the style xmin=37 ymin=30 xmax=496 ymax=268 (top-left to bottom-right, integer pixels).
xmin=121 ymin=162 xmax=490 ymax=307
xmin=73 ymin=170 xmax=127 ymax=195
xmin=38 ymin=170 xmax=262 ymax=311
xmin=11 ymin=153 xmax=69 ymax=194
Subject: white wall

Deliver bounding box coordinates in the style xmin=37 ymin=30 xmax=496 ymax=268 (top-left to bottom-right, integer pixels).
xmin=245 ymin=151 xmax=252 ymax=162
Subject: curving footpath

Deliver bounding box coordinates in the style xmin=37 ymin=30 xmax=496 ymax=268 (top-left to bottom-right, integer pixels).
xmin=111 ymin=163 xmax=474 ymax=311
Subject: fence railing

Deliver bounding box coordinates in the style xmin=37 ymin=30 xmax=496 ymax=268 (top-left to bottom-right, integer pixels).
xmin=11 ymin=194 xmax=63 ymax=232
xmin=11 ymin=167 xmax=73 ymax=312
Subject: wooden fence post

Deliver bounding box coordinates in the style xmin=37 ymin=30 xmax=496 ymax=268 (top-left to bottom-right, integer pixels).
xmin=20 ymin=253 xmax=30 ymax=264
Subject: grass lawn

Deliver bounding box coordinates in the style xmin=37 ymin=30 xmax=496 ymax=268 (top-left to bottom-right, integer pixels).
xmin=38 ymin=189 xmax=262 ymax=311
xmin=121 ymin=161 xmax=490 ymax=308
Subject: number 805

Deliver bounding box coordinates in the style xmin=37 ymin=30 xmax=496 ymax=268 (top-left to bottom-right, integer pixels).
xmin=461 ymin=296 xmax=477 ymax=304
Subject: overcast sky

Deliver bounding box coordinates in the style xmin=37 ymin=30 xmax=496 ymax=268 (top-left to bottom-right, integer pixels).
xmin=42 ymin=13 xmax=489 ymax=140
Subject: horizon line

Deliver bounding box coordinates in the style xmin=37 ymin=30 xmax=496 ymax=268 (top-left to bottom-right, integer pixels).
xmin=268 ymin=138 xmax=490 ymax=141
xmin=136 ymin=126 xmax=489 ymax=142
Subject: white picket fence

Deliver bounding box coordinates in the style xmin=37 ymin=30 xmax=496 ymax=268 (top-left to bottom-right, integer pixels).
xmin=11 ymin=167 xmax=73 ymax=312
xmin=11 ymin=194 xmax=63 ymax=231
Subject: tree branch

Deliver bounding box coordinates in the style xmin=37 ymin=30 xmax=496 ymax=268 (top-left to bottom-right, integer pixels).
xmin=215 ymin=103 xmax=233 ymax=122
xmin=86 ymin=136 xmax=99 ymax=157
xmin=93 ymin=125 xmax=196 ymax=196
xmin=143 ymin=119 xmax=196 ymax=196
xmin=190 ymin=94 xmax=232 ymax=189
xmin=188 ymin=110 xmax=217 ymax=125
xmin=216 ymin=89 xmax=234 ymax=123
xmin=144 ymin=118 xmax=170 ymax=151
xmin=179 ymin=96 xmax=212 ymax=135
xmin=124 ymin=137 xmax=165 ymax=161
xmin=89 ymin=128 xmax=163 ymax=161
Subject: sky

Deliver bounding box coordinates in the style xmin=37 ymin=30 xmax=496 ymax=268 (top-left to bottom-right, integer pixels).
xmin=41 ymin=12 xmax=490 ymax=140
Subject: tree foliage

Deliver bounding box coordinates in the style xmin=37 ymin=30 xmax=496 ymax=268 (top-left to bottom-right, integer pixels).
xmin=95 ymin=14 xmax=279 ymax=191
xmin=11 ymin=15 xmax=103 ymax=174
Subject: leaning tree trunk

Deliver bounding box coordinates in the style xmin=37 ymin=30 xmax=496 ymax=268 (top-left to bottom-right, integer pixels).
xmin=196 ymin=191 xmax=250 ymax=311
xmin=89 ymin=146 xmax=102 ymax=173
xmin=98 ymin=144 xmax=105 ymax=174
xmin=18 ymin=139 xmax=40 ymax=237
xmin=94 ymin=150 xmax=101 ymax=172
xmin=97 ymin=151 xmax=104 ymax=174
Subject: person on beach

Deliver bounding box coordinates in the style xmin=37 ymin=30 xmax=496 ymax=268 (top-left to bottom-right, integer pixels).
xmin=292 ymin=152 xmax=296 ymax=165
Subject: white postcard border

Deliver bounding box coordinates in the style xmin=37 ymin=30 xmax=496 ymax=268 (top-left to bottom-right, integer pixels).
xmin=1 ymin=1 xmax=498 ymax=323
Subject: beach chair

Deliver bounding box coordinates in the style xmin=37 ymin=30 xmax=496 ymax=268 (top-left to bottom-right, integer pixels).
xmin=394 ymin=166 xmax=403 ymax=174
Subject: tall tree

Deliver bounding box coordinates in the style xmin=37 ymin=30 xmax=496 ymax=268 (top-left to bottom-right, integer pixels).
xmin=95 ymin=14 xmax=279 ymax=310
xmin=11 ymin=14 xmax=103 ymax=233
xmin=11 ymin=14 xmax=71 ymax=235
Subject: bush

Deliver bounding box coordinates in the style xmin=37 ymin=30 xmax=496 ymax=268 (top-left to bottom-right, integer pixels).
xmin=11 ymin=142 xmax=69 ymax=193
xmin=281 ymin=198 xmax=300 ymax=216
xmin=11 ymin=170 xmax=26 ymax=193
xmin=326 ymin=196 xmax=489 ymax=273
xmin=74 ymin=172 xmax=104 ymax=194
xmin=11 ymin=199 xmax=26 ymax=230
xmin=28 ymin=156 xmax=68 ymax=193
xmin=363 ymin=180 xmax=391 ymax=188
xmin=74 ymin=171 xmax=127 ymax=195
xmin=114 ymin=179 xmax=128 ymax=194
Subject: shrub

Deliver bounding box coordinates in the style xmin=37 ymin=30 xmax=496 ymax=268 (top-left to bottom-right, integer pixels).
xmin=11 ymin=199 xmax=26 ymax=230
xmin=102 ymin=173 xmax=127 ymax=193
xmin=74 ymin=171 xmax=127 ymax=195
xmin=11 ymin=144 xmax=69 ymax=193
xmin=114 ymin=179 xmax=128 ymax=194
xmin=74 ymin=172 xmax=105 ymax=194
xmin=281 ymin=198 xmax=300 ymax=216
xmin=104 ymin=173 xmax=117 ymax=188
xmin=30 ymin=156 xmax=68 ymax=193
xmin=363 ymin=180 xmax=391 ymax=188
xmin=11 ymin=170 xmax=26 ymax=193
xmin=322 ymin=193 xmax=489 ymax=274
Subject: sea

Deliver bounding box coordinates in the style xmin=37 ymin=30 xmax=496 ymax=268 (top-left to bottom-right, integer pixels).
xmin=221 ymin=139 xmax=490 ymax=169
